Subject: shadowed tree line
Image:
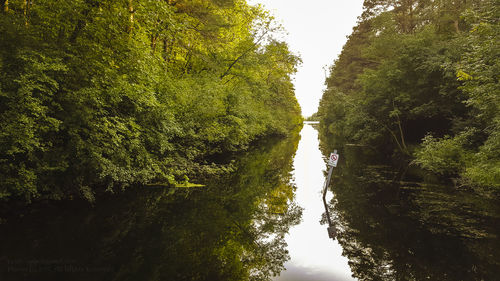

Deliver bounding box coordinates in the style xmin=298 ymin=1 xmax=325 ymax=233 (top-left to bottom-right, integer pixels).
xmin=317 ymin=0 xmax=499 ymax=192
xmin=317 ymin=2 xmax=499 ymax=278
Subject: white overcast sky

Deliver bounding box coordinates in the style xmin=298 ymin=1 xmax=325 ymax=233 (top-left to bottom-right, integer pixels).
xmin=248 ymin=0 xmax=364 ymax=117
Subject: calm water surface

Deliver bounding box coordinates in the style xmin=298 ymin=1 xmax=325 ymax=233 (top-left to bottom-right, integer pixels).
xmin=1 ymin=124 xmax=499 ymax=281
xmin=0 ymin=132 xmax=302 ymax=281
xmin=319 ymin=124 xmax=500 ymax=280
xmin=275 ymin=124 xmax=355 ymax=281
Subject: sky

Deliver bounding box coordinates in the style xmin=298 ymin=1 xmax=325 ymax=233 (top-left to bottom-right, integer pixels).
xmin=247 ymin=0 xmax=365 ymax=117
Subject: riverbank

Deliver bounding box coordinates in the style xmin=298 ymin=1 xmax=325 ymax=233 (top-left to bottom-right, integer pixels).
xmin=0 ymin=129 xmax=302 ymax=281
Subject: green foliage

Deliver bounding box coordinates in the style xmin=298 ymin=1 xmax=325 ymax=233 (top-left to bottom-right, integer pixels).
xmin=318 ymin=0 xmax=499 ymax=191
xmin=416 ymin=0 xmax=500 ymax=189
xmin=455 ymin=0 xmax=500 ymax=189
xmin=463 ymin=124 xmax=500 ymax=189
xmin=415 ymin=134 xmax=468 ymax=176
xmin=0 ymin=0 xmax=302 ymax=202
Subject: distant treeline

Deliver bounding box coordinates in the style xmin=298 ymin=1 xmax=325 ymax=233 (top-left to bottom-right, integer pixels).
xmin=318 ymin=0 xmax=499 ymax=191
xmin=0 ymin=0 xmax=303 ymax=202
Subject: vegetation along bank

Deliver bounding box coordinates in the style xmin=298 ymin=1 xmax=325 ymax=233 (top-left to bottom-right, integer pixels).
xmin=317 ymin=0 xmax=499 ymax=193
xmin=0 ymin=0 xmax=303 ymax=203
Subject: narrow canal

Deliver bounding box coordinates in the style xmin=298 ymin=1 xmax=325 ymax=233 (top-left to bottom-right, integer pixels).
xmin=275 ymin=123 xmax=355 ymax=281
xmin=1 ymin=122 xmax=499 ymax=280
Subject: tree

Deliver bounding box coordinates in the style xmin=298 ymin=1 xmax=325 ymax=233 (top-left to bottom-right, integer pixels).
xmin=0 ymin=0 xmax=303 ymax=202
xmin=318 ymin=0 xmax=497 ymax=190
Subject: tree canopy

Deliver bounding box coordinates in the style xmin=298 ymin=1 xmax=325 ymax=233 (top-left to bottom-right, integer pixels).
xmin=317 ymin=0 xmax=499 ymax=191
xmin=0 ymin=0 xmax=303 ymax=202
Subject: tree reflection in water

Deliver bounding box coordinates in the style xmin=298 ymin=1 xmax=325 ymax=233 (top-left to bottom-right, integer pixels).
xmin=319 ymin=139 xmax=500 ymax=281
xmin=0 ymin=132 xmax=302 ymax=281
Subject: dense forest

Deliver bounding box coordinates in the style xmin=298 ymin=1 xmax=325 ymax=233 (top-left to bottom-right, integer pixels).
xmin=318 ymin=0 xmax=499 ymax=192
xmin=0 ymin=0 xmax=303 ymax=202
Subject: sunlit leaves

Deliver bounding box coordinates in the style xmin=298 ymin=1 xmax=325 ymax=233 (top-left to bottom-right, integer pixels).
xmin=0 ymin=0 xmax=302 ymax=201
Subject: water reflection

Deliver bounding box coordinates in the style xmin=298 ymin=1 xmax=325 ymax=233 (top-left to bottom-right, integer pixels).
xmin=0 ymin=133 xmax=302 ymax=281
xmin=275 ymin=124 xmax=355 ymax=281
xmin=319 ymin=134 xmax=500 ymax=280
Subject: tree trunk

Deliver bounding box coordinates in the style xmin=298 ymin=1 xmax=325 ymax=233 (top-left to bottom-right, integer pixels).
xmin=383 ymin=124 xmax=406 ymax=155
xmin=453 ymin=19 xmax=460 ymax=33
xmin=408 ymin=0 xmax=414 ymax=32
xmin=70 ymin=1 xmax=99 ymax=43
xmin=392 ymin=100 xmax=408 ymax=153
xmin=151 ymin=35 xmax=157 ymax=53
xmin=396 ymin=116 xmax=407 ymax=151
xmin=128 ymin=0 xmax=134 ymax=33
xmin=23 ymin=0 xmax=28 ymax=25
xmin=182 ymin=50 xmax=192 ymax=75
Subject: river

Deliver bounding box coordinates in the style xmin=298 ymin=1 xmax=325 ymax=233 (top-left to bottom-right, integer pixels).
xmin=275 ymin=123 xmax=355 ymax=281
xmin=1 ymin=123 xmax=499 ymax=281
